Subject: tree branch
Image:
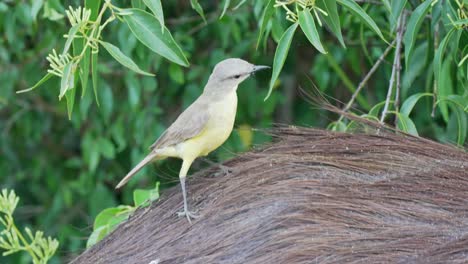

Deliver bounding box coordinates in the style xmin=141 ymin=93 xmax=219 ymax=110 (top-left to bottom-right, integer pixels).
xmin=337 ymin=39 xmax=396 ymax=124
xmin=380 ymin=14 xmax=406 ymax=124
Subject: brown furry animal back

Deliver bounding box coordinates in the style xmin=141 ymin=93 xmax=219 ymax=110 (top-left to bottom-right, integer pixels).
xmin=71 ymin=127 xmax=468 ymax=264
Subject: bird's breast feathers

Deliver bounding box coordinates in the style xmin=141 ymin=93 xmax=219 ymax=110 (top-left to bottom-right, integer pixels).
xmin=178 ymin=91 xmax=238 ymax=159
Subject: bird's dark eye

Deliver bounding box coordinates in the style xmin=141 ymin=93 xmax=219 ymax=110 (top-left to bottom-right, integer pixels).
xmin=233 ymin=75 xmax=241 ymax=79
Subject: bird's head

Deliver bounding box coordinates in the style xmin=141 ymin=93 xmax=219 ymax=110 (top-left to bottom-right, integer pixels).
xmin=205 ymin=58 xmax=269 ymax=93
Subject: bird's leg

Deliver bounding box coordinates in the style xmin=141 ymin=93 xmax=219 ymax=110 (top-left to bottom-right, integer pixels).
xmin=176 ymin=158 xmax=198 ymax=223
xmin=176 ymin=176 xmax=199 ymax=223
xmin=202 ymin=158 xmax=235 ymax=176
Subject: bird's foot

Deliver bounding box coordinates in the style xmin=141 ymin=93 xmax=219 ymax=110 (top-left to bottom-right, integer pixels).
xmin=177 ymin=209 xmax=199 ymax=224
xmin=215 ymin=164 xmax=235 ymax=177
xmin=201 ymin=158 xmax=235 ymax=177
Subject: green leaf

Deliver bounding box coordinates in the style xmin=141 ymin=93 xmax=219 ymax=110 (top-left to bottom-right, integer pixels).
xmin=31 ymin=0 xmax=44 ymax=21
xmin=142 ymin=0 xmax=164 ymax=28
xmin=451 ymin=107 xmax=467 ymax=146
xmin=316 ymin=0 xmax=345 ymax=48
xmin=402 ymin=42 xmax=428 ymax=93
xmin=368 ymin=100 xmax=393 ymax=117
xmin=347 ymin=114 xmax=380 ymax=132
xmin=390 ymin=0 xmax=407 ymax=31
xmin=190 ymin=0 xmax=206 ymax=22
xmin=65 ymin=79 xmax=76 ymax=120
xmin=63 ymin=24 xmax=80 ymax=56
xmin=298 ymin=9 xmax=327 ymax=54
xmin=89 ymin=145 xmax=100 ymax=173
xmin=381 ymin=0 xmax=391 ymax=12
xmin=451 ymin=18 xmax=468 ymax=27
xmin=133 ymin=183 xmax=160 ymax=207
xmin=220 ymin=0 xmax=231 ymax=18
xmin=80 ymin=47 xmax=90 ymax=98
xmin=72 ymin=35 xmax=90 ymax=98
xmin=91 ymin=51 xmax=100 ymax=106
xmin=86 ymin=225 xmax=107 ymax=248
xmin=93 ymin=208 xmax=121 ymax=229
xmin=169 ymin=63 xmax=184 ymax=84
xmin=444 ymin=95 xmax=467 ymax=113
xmin=256 ymin=0 xmax=275 ymax=49
xmin=327 ymin=121 xmax=347 ymax=132
xmin=437 ymin=95 xmax=468 ymax=145
xmin=431 ymin=0 xmax=443 ymax=29
xmin=336 ymin=0 xmax=387 ymax=43
xmin=434 ymin=29 xmax=455 ymax=122
xmin=85 ymin=0 xmax=102 ymax=21
xmin=234 ymin=0 xmax=248 ymax=9
xmin=131 ymin=0 xmax=145 ymax=9
xmin=99 ymin=83 xmax=114 ymax=121
xmin=396 ymin=113 xmax=419 ymax=136
xmin=123 ymin=9 xmax=189 ymax=67
xmin=400 ymin=92 xmax=433 ymax=116
xmin=437 ymin=57 xmax=455 ymax=122
xmin=59 ymin=62 xmax=75 ymax=100
xmin=265 ymin=22 xmax=298 ymax=101
xmin=98 ymin=137 xmax=115 ymax=159
xmin=16 ymin=73 xmax=53 ymax=93
xmin=271 ymin=16 xmax=285 ymax=42
xmin=126 ymin=73 xmax=141 ymax=108
xmin=403 ymin=0 xmax=435 ymax=70
xmin=0 ymin=2 xmax=7 ymax=12
xmin=87 ymin=205 xmax=132 ymax=248
xmin=100 ymin=41 xmax=154 ymax=76
xmin=43 ymin=1 xmax=64 ymax=21
xmin=446 ymin=96 xmax=467 ymax=146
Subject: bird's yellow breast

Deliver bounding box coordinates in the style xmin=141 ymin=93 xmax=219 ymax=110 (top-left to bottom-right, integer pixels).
xmin=178 ymin=90 xmax=238 ymax=160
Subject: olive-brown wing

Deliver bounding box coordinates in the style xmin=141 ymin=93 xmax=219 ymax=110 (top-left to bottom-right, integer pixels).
xmin=149 ymin=100 xmax=210 ymax=150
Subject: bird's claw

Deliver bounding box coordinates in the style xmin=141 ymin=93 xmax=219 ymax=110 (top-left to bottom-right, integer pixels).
xmin=214 ymin=164 xmax=235 ymax=177
xmin=177 ymin=209 xmax=199 ymax=224
xmin=201 ymin=158 xmax=235 ymax=177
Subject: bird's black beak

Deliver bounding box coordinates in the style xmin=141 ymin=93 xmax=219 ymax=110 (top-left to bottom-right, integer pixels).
xmin=251 ymin=65 xmax=270 ymax=74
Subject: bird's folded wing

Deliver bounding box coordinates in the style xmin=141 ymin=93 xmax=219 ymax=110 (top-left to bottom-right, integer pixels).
xmin=149 ymin=101 xmax=210 ymax=150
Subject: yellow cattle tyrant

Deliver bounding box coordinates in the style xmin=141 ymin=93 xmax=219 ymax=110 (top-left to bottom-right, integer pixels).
xmin=116 ymin=58 xmax=269 ymax=223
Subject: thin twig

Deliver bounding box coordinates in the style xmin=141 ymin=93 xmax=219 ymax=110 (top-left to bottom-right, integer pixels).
xmin=394 ymin=50 xmax=402 ymax=126
xmin=336 ymin=39 xmax=395 ymax=124
xmin=380 ymin=14 xmax=405 ymax=124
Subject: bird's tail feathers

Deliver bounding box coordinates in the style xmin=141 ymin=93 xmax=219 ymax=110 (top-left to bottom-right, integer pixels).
xmin=115 ymin=152 xmax=158 ymax=189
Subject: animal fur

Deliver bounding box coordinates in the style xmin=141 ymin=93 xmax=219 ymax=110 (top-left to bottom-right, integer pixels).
xmin=71 ymin=126 xmax=468 ymax=264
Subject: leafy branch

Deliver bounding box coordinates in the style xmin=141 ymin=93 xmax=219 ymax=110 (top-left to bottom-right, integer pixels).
xmin=16 ymin=0 xmax=188 ymax=119
xmin=0 ymin=189 xmax=59 ymax=264
xmin=86 ymin=183 xmax=160 ymax=248
xmin=262 ymin=0 xmax=387 ymax=100
xmin=327 ymin=0 xmax=467 ymax=146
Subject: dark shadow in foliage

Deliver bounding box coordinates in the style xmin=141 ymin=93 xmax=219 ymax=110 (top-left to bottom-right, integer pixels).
xmin=71 ymin=120 xmax=468 ymax=264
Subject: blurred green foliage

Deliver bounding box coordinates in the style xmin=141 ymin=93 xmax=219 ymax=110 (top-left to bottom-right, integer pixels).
xmin=0 ymin=0 xmax=466 ymax=262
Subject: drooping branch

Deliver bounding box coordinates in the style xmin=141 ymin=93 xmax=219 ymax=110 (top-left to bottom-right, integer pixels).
xmin=380 ymin=13 xmax=406 ymax=123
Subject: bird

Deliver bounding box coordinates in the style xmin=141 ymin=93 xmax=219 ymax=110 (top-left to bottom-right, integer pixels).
xmin=115 ymin=58 xmax=270 ymax=223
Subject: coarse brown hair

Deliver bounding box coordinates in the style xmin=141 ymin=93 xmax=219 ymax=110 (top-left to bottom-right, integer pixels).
xmin=71 ymin=125 xmax=468 ymax=264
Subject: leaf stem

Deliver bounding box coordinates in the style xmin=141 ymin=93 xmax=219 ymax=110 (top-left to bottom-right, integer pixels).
xmin=75 ymin=1 xmax=115 ymax=62
xmin=10 ymin=222 xmax=40 ymax=263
